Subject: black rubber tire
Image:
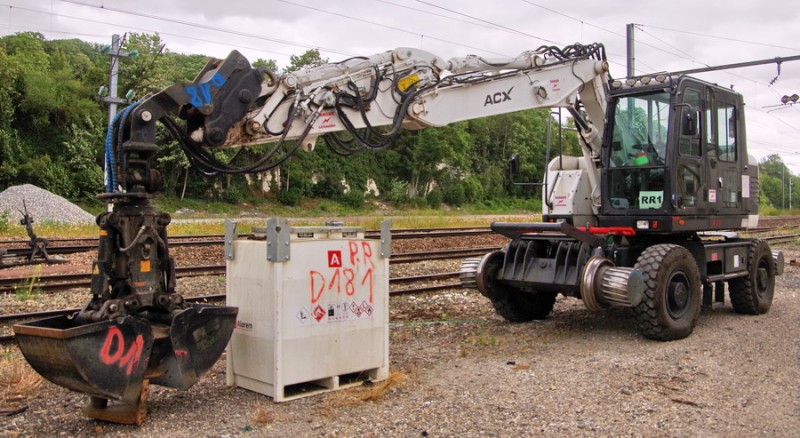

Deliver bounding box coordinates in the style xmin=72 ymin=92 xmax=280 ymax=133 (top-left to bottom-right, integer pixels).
xmin=632 ymin=244 xmax=702 ymax=341
xmin=479 ymin=253 xmax=557 ymax=322
xmin=728 ymin=240 xmax=775 ymax=315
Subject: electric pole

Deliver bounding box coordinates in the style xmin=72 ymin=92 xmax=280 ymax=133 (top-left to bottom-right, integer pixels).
xmin=99 ymin=34 xmax=134 ymax=123
xmin=626 ymin=23 xmax=636 ymax=78
xmin=98 ymin=34 xmax=135 ymax=209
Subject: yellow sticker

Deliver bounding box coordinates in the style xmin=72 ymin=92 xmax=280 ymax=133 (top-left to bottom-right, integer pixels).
xmin=92 ymin=264 xmax=100 ymax=275
xmin=99 ymin=230 xmax=108 ymax=236
xmin=397 ymin=73 xmax=420 ymax=92
xmin=140 ymin=260 xmax=151 ymax=273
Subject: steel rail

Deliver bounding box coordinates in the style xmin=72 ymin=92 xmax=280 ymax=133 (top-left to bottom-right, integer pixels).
xmin=0 ymin=272 xmax=466 ymax=343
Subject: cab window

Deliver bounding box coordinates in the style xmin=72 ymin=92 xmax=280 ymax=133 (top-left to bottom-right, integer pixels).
xmin=717 ymin=103 xmax=737 ymax=161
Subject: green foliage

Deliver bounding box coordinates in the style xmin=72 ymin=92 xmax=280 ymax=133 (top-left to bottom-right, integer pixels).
xmin=758 ymin=154 xmax=799 ymax=210
xmin=386 ymin=179 xmax=410 ymax=206
xmin=0 ymin=32 xmax=582 ymax=211
xmin=311 ymin=173 xmax=343 ymax=198
xmin=285 ymin=49 xmax=328 ymax=73
xmin=278 ymin=187 xmax=305 ymax=206
xmin=338 ymin=190 xmax=364 ymax=209
xmin=426 ymin=189 xmax=443 ymax=209
xmin=252 ymin=58 xmax=279 ymax=72
xmin=15 ymin=266 xmax=42 ymax=301
xmin=444 ymin=183 xmax=467 ymax=206
xmin=0 ymin=32 xmax=105 ymax=198
xmin=0 ymin=210 xmax=9 ymax=233
xmin=220 ymin=183 xmax=247 ymax=204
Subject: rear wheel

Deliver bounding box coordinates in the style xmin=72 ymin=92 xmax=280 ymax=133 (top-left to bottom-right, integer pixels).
xmin=728 ymin=240 xmax=775 ymax=314
xmin=632 ymin=244 xmax=702 ymax=341
xmin=478 ymin=252 xmax=557 ymax=322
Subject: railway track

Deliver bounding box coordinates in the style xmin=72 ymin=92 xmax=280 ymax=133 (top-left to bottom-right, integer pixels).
xmin=3 ymin=224 xmax=798 ymax=344
xmin=0 ymin=270 xmax=466 ymax=343
xmin=0 ymin=227 xmax=494 ymax=259
xmin=0 ymin=246 xmax=500 ymax=294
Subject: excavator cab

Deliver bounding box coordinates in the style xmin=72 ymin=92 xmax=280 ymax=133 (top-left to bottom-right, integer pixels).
xmin=599 ymin=75 xmax=757 ymax=234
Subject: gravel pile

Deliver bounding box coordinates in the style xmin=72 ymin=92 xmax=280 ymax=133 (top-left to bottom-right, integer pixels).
xmin=0 ymin=184 xmax=95 ymax=225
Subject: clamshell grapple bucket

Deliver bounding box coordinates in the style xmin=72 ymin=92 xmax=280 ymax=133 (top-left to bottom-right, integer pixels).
xmin=14 ymin=315 xmax=154 ymax=403
xmin=14 ymin=304 xmax=237 ymax=424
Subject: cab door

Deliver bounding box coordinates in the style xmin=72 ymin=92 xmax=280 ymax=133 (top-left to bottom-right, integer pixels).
xmin=708 ymin=89 xmax=741 ymax=216
xmin=673 ymin=85 xmax=706 ymax=214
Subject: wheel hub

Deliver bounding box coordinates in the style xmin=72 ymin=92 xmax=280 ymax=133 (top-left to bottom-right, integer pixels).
xmin=756 ymin=265 xmax=769 ymax=297
xmin=667 ymin=273 xmax=690 ymax=318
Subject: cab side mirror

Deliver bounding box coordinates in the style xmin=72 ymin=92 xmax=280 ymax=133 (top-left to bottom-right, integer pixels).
xmin=682 ymin=110 xmax=699 ymax=136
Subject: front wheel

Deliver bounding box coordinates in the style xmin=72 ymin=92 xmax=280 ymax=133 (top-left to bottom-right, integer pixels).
xmin=477 ymin=252 xmax=557 ymax=322
xmin=728 ymin=240 xmax=775 ymax=315
xmin=632 ymin=244 xmax=702 ymax=341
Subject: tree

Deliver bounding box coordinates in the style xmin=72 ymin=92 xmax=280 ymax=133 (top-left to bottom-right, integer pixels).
xmin=285 ymin=49 xmax=327 ymax=73
xmin=253 ymin=58 xmax=279 ymax=72
xmin=0 ymin=33 xmax=105 ymax=197
xmin=759 ymin=154 xmax=792 ymax=208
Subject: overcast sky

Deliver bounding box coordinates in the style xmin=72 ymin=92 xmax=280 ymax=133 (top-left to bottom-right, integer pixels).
xmin=4 ymin=0 xmax=800 ymax=175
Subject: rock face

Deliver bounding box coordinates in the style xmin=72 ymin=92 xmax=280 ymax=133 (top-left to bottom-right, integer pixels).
xmin=0 ymin=184 xmax=96 ymax=225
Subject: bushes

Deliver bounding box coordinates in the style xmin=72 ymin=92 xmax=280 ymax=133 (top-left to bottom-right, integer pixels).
xmin=277 ymin=187 xmax=305 ymax=206
xmin=426 ymin=189 xmax=443 ymax=209
xmin=386 ymin=179 xmax=410 ymax=206
xmin=443 ymin=184 xmax=466 ymax=206
xmin=338 ymin=190 xmax=364 ymax=209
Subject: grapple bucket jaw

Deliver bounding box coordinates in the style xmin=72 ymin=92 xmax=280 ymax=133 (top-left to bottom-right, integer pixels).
xmin=13 ymin=304 xmax=237 ymax=424
xmin=150 ymin=304 xmax=237 ymax=389
xmin=13 ymin=315 xmax=155 ymax=404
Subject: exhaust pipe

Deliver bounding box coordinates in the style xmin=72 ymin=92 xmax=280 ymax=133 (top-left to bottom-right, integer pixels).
xmin=580 ymin=256 xmax=644 ymax=312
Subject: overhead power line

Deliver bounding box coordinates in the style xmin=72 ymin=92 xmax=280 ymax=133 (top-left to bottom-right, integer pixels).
xmin=1 ymin=3 xmax=297 ymax=59
xmin=639 ymin=23 xmax=800 ymax=53
xmin=415 ymin=0 xmax=560 ymax=45
xmin=57 ymin=0 xmax=357 ymax=57
xmin=273 ymin=0 xmax=507 ymax=56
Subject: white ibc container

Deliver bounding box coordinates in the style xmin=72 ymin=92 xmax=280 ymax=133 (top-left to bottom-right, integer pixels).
xmin=225 ymin=219 xmax=390 ymax=401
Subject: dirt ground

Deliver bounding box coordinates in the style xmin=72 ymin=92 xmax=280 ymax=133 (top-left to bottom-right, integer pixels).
xmin=2 ymin=249 xmax=799 ymax=437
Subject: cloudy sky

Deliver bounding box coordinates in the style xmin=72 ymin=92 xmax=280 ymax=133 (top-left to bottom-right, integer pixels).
xmin=4 ymin=0 xmax=800 ymax=174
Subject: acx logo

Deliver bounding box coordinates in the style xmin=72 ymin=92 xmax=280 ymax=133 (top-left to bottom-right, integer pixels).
xmin=484 ymin=87 xmax=514 ymax=106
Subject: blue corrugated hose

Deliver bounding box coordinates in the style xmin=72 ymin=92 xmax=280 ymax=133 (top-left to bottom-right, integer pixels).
xmin=104 ymin=102 xmax=140 ymax=192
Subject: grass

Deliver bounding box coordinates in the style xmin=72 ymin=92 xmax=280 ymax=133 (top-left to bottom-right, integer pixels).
xmin=320 ymin=369 xmax=408 ymax=415
xmin=0 ymin=347 xmax=43 ymax=407
xmin=0 ymin=197 xmax=538 ymax=239
xmin=15 ymin=265 xmax=42 ymax=301
xmin=249 ymin=404 xmax=275 ymax=426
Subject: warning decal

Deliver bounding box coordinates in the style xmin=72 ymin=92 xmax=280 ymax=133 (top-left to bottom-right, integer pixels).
xmin=328 ymin=250 xmax=342 ymax=267
xmin=312 ymin=305 xmax=326 ymax=322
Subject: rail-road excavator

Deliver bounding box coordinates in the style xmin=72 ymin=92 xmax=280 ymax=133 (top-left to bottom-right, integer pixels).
xmin=14 ymin=42 xmax=783 ymax=423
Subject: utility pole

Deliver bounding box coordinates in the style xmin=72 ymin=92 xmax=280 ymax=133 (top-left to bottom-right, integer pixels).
xmin=98 ymin=34 xmax=134 ymax=209
xmin=626 ymin=23 xmax=636 ymax=78
xmin=99 ymin=34 xmax=133 ymax=124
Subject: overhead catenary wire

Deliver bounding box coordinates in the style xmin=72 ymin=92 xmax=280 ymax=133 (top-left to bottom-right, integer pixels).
xmin=8 ymin=0 xmax=800 ymax=173
xmin=57 ymin=0 xmax=357 ymax=57
xmin=637 ymin=23 xmax=800 ymax=53
xmin=272 ymin=0 xmax=508 ymax=57
xmin=0 ymin=3 xmax=296 ymax=60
